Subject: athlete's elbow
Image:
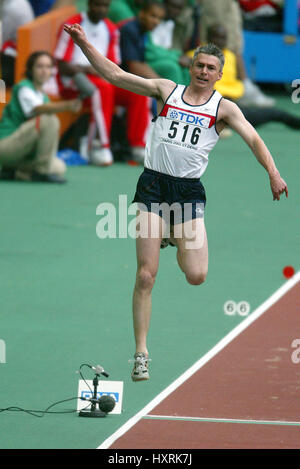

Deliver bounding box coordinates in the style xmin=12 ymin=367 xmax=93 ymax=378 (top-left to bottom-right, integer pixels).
xmin=108 ymin=68 xmax=125 ymax=86
xmin=248 ymin=131 xmax=262 ymax=152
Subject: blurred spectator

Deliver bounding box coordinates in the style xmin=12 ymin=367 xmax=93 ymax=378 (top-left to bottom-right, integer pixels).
xmin=151 ymin=0 xmax=198 ymax=51
xmin=208 ymin=24 xmax=300 ymax=133
xmin=199 ymin=0 xmax=275 ymax=107
xmin=146 ymin=0 xmax=194 ymax=84
xmin=119 ymin=0 xmax=165 ymax=78
xmin=205 ymin=24 xmax=245 ymax=101
xmin=238 ymin=0 xmax=284 ymax=32
xmin=199 ymin=0 xmax=243 ymax=57
xmin=55 ymin=0 xmax=151 ymax=166
xmin=0 ymin=51 xmax=81 ymax=182
xmin=108 ymin=0 xmax=144 ymax=24
xmin=28 ymin=0 xmax=76 ymax=17
xmin=0 ymin=0 xmax=34 ymax=43
xmin=0 ymin=0 xmax=34 ymax=86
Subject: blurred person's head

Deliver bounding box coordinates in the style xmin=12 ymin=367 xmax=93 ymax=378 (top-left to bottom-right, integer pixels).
xmin=139 ymin=0 xmax=165 ymax=32
xmin=88 ymin=0 xmax=111 ymax=23
xmin=25 ymin=51 xmax=54 ymax=86
xmin=207 ymin=24 xmax=228 ymax=51
xmin=164 ymin=0 xmax=186 ymax=21
xmin=190 ymin=44 xmax=224 ymax=90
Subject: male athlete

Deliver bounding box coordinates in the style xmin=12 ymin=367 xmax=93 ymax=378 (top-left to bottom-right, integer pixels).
xmin=64 ymin=23 xmax=288 ymax=382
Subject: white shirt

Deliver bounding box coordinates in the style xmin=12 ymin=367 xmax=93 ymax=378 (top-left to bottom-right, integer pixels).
xmin=71 ymin=13 xmax=110 ymax=66
xmin=1 ymin=0 xmax=34 ymax=43
xmin=145 ymin=85 xmax=223 ymax=179
xmin=18 ymin=86 xmax=45 ymax=117
xmin=151 ymin=20 xmax=175 ymax=49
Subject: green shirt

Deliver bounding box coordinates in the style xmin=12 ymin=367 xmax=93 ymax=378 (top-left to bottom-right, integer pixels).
xmin=108 ymin=0 xmax=139 ymax=24
xmin=0 ymin=79 xmax=49 ymax=139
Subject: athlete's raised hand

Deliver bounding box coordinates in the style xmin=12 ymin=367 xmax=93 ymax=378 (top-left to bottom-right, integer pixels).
xmin=63 ymin=23 xmax=87 ymax=47
xmin=269 ymin=172 xmax=288 ymax=201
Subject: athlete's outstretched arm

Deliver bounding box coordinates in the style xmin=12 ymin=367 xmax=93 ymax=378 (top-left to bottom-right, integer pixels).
xmin=63 ymin=23 xmax=174 ymax=100
xmin=219 ymin=99 xmax=288 ymax=201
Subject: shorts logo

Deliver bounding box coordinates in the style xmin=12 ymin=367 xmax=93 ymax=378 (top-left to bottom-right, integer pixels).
xmin=195 ymin=205 xmax=204 ymax=217
xmin=166 ymin=107 xmax=212 ymax=128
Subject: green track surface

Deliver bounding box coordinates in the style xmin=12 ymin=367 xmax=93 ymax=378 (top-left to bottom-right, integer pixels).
xmin=0 ymin=92 xmax=299 ymax=448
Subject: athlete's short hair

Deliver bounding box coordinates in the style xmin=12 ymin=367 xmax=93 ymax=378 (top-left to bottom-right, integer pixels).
xmin=192 ymin=44 xmax=225 ymax=71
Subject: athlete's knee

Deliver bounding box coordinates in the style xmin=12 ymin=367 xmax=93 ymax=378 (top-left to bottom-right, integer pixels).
xmin=186 ymin=270 xmax=207 ymax=286
xmin=39 ymin=114 xmax=60 ymax=133
xmin=136 ymin=267 xmax=157 ymax=292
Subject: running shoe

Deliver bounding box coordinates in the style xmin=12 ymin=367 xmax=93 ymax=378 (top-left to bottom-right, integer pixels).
xmin=130 ymin=352 xmax=151 ymax=381
xmin=89 ymin=141 xmax=113 ymax=166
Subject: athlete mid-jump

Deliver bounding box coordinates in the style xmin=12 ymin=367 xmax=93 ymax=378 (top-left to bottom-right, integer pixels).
xmin=64 ymin=23 xmax=288 ymax=382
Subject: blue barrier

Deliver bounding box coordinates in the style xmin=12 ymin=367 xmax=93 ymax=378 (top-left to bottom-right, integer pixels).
xmin=243 ymin=0 xmax=300 ymax=83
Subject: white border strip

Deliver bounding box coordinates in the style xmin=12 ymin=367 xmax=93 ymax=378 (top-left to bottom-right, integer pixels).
xmin=98 ymin=272 xmax=300 ymax=449
xmin=144 ymin=415 xmax=300 ymax=427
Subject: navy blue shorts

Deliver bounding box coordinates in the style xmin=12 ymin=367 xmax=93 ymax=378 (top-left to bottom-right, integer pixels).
xmin=132 ymin=168 xmax=206 ymax=225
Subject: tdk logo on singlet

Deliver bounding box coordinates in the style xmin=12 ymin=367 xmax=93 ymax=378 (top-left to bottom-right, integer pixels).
xmin=167 ymin=108 xmax=211 ymax=128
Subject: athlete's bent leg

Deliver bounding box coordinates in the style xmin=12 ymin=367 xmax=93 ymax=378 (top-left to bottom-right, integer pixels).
xmin=174 ymin=218 xmax=208 ymax=285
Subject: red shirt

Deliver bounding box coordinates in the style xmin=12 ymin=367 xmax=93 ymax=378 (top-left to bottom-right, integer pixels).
xmin=54 ymin=13 xmax=120 ymax=65
xmin=238 ymin=0 xmax=281 ymax=13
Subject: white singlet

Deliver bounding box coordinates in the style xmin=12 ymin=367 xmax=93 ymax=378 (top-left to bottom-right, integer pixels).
xmin=144 ymin=84 xmax=223 ymax=179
